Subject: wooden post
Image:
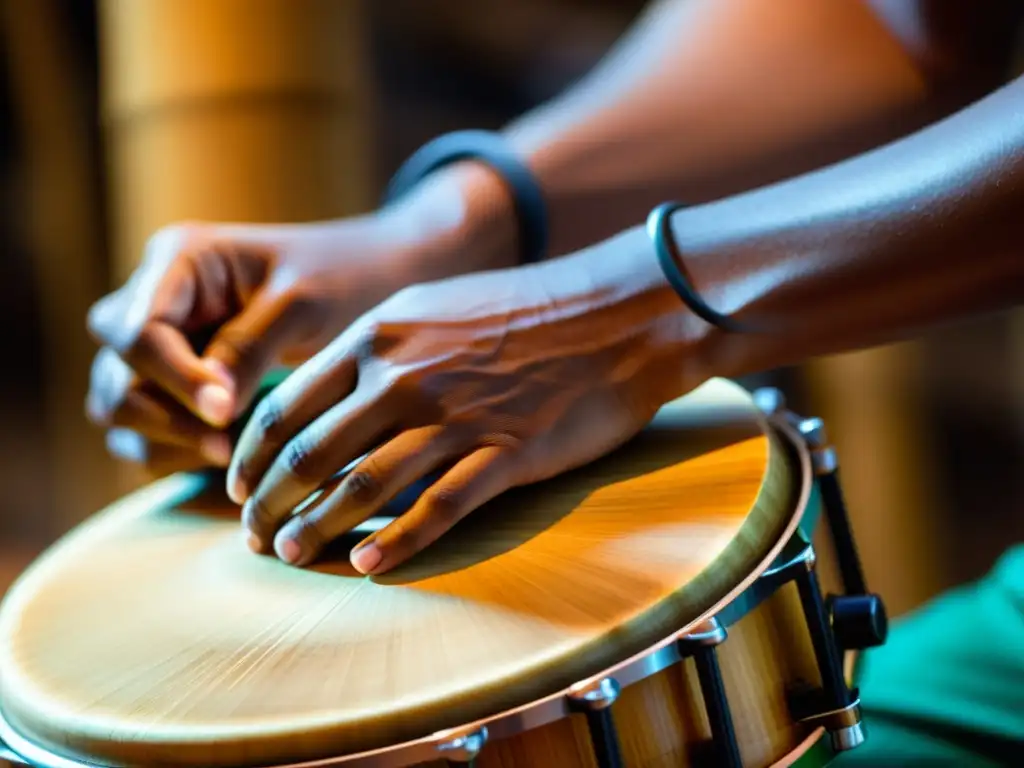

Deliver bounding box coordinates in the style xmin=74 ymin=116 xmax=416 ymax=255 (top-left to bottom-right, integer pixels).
xmin=805 ymin=345 xmax=946 ymax=617
xmin=98 ymin=0 xmax=372 ymax=281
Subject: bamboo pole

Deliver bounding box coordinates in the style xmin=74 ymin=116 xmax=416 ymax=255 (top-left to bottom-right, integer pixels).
xmin=98 ymin=0 xmax=372 ymax=281
xmin=805 ymin=345 xmax=946 ymax=617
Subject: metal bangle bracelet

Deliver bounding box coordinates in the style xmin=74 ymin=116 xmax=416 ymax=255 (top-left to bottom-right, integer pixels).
xmin=382 ymin=130 xmax=548 ymax=265
xmin=646 ymin=202 xmax=749 ymax=332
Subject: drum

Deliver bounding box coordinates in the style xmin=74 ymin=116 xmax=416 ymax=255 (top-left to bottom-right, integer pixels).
xmin=0 ymin=379 xmax=886 ymax=768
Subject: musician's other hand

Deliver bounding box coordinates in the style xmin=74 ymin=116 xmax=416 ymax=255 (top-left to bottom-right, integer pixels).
xmin=86 ymin=166 xmax=518 ymax=477
xmin=230 ymin=230 xmax=707 ymax=574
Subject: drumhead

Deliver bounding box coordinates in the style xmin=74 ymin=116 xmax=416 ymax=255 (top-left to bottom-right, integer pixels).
xmin=0 ymin=378 xmax=798 ymax=767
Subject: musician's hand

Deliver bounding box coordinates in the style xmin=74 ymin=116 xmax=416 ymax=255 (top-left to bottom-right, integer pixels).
xmin=86 ymin=166 xmax=517 ymax=476
xmin=229 ymin=229 xmax=707 ymax=574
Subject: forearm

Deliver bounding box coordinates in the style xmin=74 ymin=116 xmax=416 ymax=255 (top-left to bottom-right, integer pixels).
xmin=502 ymin=0 xmax=944 ymax=256
xmin=667 ymin=77 xmax=1024 ymax=380
xmin=361 ymin=0 xmax=1017 ymax=299
xmin=411 ymin=0 xmax=1007 ymax=278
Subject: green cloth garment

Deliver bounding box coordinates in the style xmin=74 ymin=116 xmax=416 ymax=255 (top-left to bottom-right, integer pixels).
xmin=837 ymin=544 xmax=1024 ymax=766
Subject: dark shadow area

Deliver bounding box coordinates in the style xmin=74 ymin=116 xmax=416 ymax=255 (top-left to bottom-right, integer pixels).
xmin=375 ymin=418 xmax=759 ymax=584
xmin=144 ymin=407 xmax=760 ymax=589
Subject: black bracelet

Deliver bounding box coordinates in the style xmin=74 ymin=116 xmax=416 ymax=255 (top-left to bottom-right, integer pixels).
xmin=647 ymin=202 xmax=748 ymax=332
xmin=381 ymin=130 xmax=548 ymax=265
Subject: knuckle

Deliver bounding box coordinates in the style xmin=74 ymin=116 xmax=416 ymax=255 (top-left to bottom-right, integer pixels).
xmin=105 ymin=429 xmax=148 ymax=465
xmin=243 ymin=497 xmax=274 ymax=532
xmin=343 ymin=470 xmax=383 ymax=506
xmin=253 ymin=398 xmax=286 ymax=443
xmin=86 ymin=297 xmax=113 ymax=340
xmin=282 ymin=437 xmax=319 ymax=481
xmin=351 ymin=320 xmax=382 ymax=364
xmin=423 ymin=486 xmax=464 ymax=523
xmin=350 ymin=316 xmax=404 ymax=366
xmin=384 ymin=517 xmax=419 ymax=555
xmin=293 ymin=517 xmax=328 ymax=553
xmin=114 ymin=320 xmax=152 ymax=362
xmin=88 ymin=353 xmax=135 ymax=424
xmin=388 ymin=283 xmax=424 ymax=309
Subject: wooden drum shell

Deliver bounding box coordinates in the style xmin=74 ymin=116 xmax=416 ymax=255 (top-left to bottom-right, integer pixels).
xmin=448 ymin=582 xmax=824 ymax=768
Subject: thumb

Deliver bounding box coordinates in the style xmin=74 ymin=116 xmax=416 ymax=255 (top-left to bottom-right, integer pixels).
xmin=201 ymin=290 xmax=310 ymax=417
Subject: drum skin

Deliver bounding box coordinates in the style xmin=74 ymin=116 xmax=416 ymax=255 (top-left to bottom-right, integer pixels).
xmin=0 ymin=379 xmax=816 ymax=767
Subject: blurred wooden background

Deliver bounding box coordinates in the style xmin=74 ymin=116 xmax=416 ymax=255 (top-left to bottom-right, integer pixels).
xmin=1 ymin=0 xmax=1023 ymax=626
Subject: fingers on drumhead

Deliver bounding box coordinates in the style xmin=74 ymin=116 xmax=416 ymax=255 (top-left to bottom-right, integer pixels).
xmin=270 ymin=426 xmax=457 ymax=567
xmin=227 ymin=353 xmax=359 ymax=505
xmin=350 ymin=446 xmax=518 ymax=575
xmin=239 ymin=391 xmax=400 ymax=551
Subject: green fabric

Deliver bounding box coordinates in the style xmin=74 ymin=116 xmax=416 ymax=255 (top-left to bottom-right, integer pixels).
xmin=837 ymin=545 xmax=1024 ymax=766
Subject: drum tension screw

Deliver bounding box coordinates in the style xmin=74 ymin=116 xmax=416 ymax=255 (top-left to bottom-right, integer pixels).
xmin=567 ymin=677 xmax=621 ymax=711
xmin=434 ymin=726 xmax=488 ymax=763
xmin=567 ymin=678 xmax=624 ymax=768
xmin=677 ymin=619 xmax=741 ymax=768
xmin=798 ymin=415 xmax=890 ymax=651
xmin=676 ymin=617 xmax=728 ymax=649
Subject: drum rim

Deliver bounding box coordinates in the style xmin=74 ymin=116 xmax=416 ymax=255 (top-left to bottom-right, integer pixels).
xmin=0 ymin=408 xmax=815 ymax=768
xmin=0 ymin=718 xmax=834 ymax=768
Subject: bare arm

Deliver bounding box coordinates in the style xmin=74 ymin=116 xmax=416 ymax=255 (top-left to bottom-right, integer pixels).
xmin=89 ymin=0 xmax=1021 ymax=480
xmin=671 ymin=75 xmax=1024 ymax=379
xmin=228 ymin=75 xmax=1024 ymax=572
xmin=411 ymin=0 xmax=1020 ymax=276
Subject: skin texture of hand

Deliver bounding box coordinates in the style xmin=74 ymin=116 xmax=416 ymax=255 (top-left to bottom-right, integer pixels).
xmin=228 ymin=230 xmax=705 ymax=574
xmin=86 ymin=165 xmax=518 ymax=477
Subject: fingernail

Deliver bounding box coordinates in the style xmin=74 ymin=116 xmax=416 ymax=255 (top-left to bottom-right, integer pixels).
xmin=200 ymin=434 xmax=232 ymax=467
xmin=203 ymin=359 xmax=233 ymax=386
xmin=276 ymin=538 xmax=302 ymax=565
xmin=351 ymin=542 xmax=382 ymax=574
xmin=228 ymin=472 xmax=248 ymax=505
xmin=196 ymin=383 xmax=233 ymax=428
xmin=196 ymin=382 xmax=233 ymax=426
xmin=246 ymin=533 xmax=263 ymax=554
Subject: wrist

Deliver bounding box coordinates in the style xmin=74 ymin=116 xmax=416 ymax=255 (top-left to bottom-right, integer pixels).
xmin=381 ymin=162 xmax=520 ymax=283
xmin=549 ymin=227 xmax=718 ymax=409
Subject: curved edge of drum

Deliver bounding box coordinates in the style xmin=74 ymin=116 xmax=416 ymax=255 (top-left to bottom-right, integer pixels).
xmin=0 ymin=473 xmax=208 ymax=619
xmin=0 ymin=474 xmax=212 ymax=768
xmin=0 ymin=712 xmax=96 ymax=768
